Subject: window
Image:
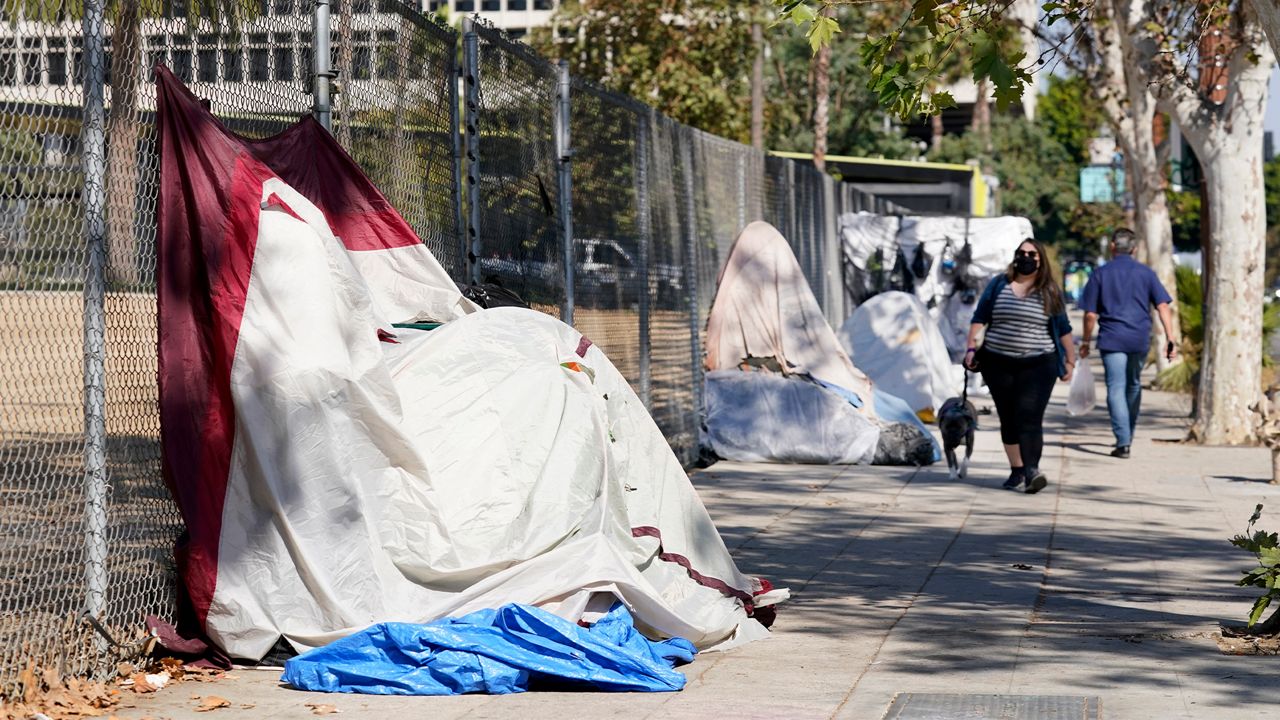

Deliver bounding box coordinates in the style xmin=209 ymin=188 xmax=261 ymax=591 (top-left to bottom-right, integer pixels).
xmin=376 ymin=30 xmax=396 ymax=79
xmin=272 ymin=34 xmax=294 ymax=81
xmin=172 ymin=37 xmax=193 ymax=81
xmin=248 ymin=33 xmax=270 ymax=81
xmin=22 ymin=38 xmax=40 ymax=85
xmin=428 ymin=0 xmax=445 ymax=11
xmin=197 ymin=48 xmax=217 ymax=82
xmin=48 ymin=46 xmax=67 ymax=85
xmin=0 ymin=39 xmax=15 ymax=86
xmin=455 ymin=0 xmax=474 ymax=11
xmin=481 ymin=0 xmax=499 ymax=10
xmin=506 ymin=0 xmax=526 ymax=10
xmin=299 ymin=35 xmax=312 ymax=78
xmin=70 ymin=37 xmax=82 ymax=84
xmin=352 ymin=31 xmax=371 ymax=79
xmin=222 ymin=48 xmax=243 ymax=81
xmin=532 ymin=0 xmax=552 ymax=9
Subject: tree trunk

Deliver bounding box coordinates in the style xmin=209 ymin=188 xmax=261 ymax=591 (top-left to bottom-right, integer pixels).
xmin=750 ymin=23 xmax=765 ymax=151
xmin=105 ymin=0 xmax=141 ymax=288
xmin=1128 ymin=110 xmax=1180 ymax=371
xmin=1271 ymin=447 xmax=1280 ymax=484
xmin=930 ymin=112 xmax=943 ymax=152
xmin=1193 ymin=145 xmax=1266 ymax=443
xmin=1248 ymin=0 xmax=1280 ymax=61
xmin=972 ymin=79 xmax=992 ymax=153
xmin=812 ymin=12 xmax=831 ymax=171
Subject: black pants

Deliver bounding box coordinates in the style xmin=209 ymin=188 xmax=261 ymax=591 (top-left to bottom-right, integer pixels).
xmin=978 ymin=349 xmax=1058 ymax=471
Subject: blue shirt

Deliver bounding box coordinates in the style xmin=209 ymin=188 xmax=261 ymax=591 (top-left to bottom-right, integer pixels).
xmin=1079 ymin=255 xmax=1172 ymax=353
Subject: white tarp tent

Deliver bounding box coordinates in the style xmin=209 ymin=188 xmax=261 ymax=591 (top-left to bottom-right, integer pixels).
xmin=839 ymin=291 xmax=964 ymax=417
xmin=156 ymin=69 xmax=778 ymax=661
xmin=839 ymin=212 xmax=1033 ymax=358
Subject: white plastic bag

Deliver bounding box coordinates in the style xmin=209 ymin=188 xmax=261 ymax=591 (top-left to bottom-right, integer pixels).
xmin=1066 ymin=357 xmax=1097 ymax=416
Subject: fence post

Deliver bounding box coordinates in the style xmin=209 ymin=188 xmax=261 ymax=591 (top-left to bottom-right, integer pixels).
xmin=554 ymin=61 xmax=575 ymax=325
xmin=822 ymin=175 xmax=841 ymax=324
xmin=462 ymin=18 xmax=481 ymax=286
xmin=679 ymin=128 xmax=703 ymax=431
xmin=448 ymin=35 xmax=466 ymax=279
xmin=80 ymin=0 xmax=109 ymax=643
xmin=735 ymin=152 xmax=746 ymax=233
xmin=785 ymin=159 xmax=797 ymax=243
xmin=311 ymin=0 xmax=333 ymax=131
xmin=635 ymin=111 xmax=653 ymax=408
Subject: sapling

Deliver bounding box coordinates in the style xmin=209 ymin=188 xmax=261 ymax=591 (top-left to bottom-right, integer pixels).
xmin=1230 ymin=504 xmax=1280 ymax=636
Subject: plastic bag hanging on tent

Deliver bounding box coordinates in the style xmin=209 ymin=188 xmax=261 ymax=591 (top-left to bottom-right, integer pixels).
xmin=1066 ymin=358 xmax=1097 ymax=416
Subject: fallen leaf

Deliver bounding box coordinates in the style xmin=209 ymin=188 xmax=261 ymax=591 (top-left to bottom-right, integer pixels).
xmin=117 ymin=662 xmax=135 ymax=678
xmin=129 ymin=672 xmax=159 ymax=693
xmin=305 ymin=703 xmax=340 ymax=715
xmin=195 ymin=695 xmax=232 ymax=712
xmin=240 ymin=703 xmax=257 ymax=709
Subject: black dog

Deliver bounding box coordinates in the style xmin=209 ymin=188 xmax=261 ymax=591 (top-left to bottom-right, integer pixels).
xmin=937 ymin=395 xmax=978 ymax=480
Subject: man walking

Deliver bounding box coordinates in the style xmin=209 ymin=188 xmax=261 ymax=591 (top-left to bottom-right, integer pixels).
xmin=1079 ymin=229 xmax=1178 ymax=459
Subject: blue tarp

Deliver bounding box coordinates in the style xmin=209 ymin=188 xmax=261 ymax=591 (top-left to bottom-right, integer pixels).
xmin=281 ymin=603 xmax=697 ymax=695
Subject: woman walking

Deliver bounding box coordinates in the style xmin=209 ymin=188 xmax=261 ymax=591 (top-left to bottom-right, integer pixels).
xmin=963 ymin=239 xmax=1076 ymax=494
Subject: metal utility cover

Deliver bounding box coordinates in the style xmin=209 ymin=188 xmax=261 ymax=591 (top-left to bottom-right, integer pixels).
xmin=883 ymin=693 xmax=1102 ymax=719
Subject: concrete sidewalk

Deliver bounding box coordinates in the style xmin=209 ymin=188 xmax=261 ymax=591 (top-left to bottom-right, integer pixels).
xmin=119 ymin=383 xmax=1279 ymax=719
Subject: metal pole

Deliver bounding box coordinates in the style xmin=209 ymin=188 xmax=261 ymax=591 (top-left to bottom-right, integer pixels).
xmin=448 ymin=40 xmax=466 ymax=279
xmin=312 ymin=0 xmax=332 ymax=131
xmin=786 ymin=159 xmax=797 ymax=243
xmin=680 ymin=128 xmax=703 ymax=424
xmin=736 ymin=152 xmax=746 ymax=233
xmin=80 ymin=0 xmax=109 ymax=641
xmin=635 ymin=111 xmax=653 ymax=409
xmin=554 ymin=60 xmax=575 ymax=325
xmin=462 ymin=18 xmax=482 ymax=286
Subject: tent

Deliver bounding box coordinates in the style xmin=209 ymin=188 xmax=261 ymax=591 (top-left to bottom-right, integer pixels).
xmin=839 ymin=291 xmax=964 ymax=417
xmin=154 ymin=67 xmax=778 ymax=661
xmin=839 ymin=212 xmax=1033 ymax=358
xmin=702 ymin=222 xmax=933 ymax=466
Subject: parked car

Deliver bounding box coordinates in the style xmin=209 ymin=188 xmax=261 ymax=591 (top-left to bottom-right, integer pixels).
xmin=474 ymin=239 xmax=686 ymax=310
xmin=575 ymin=238 xmax=684 ymax=309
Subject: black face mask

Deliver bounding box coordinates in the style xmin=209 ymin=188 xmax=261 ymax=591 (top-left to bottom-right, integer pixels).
xmin=1013 ymin=256 xmax=1038 ymax=275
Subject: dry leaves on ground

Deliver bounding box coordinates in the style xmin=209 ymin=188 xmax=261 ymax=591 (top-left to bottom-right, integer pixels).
xmin=305 ymin=703 xmax=340 ymax=715
xmin=3 ymin=657 xmax=236 ymax=720
xmin=1 ymin=663 xmax=121 ymax=720
xmin=194 ymin=695 xmax=232 ymax=712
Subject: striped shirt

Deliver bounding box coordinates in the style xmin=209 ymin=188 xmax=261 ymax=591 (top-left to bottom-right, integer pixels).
xmin=982 ymin=285 xmax=1055 ymax=358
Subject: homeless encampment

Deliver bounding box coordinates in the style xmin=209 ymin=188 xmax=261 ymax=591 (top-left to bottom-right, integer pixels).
xmin=840 ymin=212 xmax=1033 ymax=359
xmin=701 ymin=221 xmax=935 ymax=466
xmin=839 ymin=291 xmax=964 ymax=419
xmin=154 ymin=67 xmax=779 ymax=669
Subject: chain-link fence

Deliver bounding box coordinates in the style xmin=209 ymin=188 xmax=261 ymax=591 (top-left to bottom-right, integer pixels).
xmin=1 ymin=5 xmax=908 ymax=691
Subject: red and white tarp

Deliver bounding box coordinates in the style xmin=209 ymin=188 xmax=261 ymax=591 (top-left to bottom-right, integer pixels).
xmin=155 ymin=67 xmax=775 ymax=660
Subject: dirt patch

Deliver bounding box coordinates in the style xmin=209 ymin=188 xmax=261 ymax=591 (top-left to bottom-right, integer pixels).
xmin=1214 ymin=630 xmax=1280 ymax=655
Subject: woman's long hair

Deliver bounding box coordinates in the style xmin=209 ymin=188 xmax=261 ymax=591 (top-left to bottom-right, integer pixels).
xmin=1005 ymin=237 xmax=1065 ymax=316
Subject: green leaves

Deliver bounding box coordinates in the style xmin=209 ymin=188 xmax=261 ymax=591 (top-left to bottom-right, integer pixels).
xmin=1230 ymin=504 xmax=1280 ymax=627
xmin=808 ymin=15 xmax=840 ymax=55
xmin=1250 ymin=595 xmax=1272 ymax=626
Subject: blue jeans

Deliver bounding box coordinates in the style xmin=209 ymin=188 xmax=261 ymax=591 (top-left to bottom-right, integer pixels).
xmin=1101 ymin=350 xmax=1146 ymax=447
